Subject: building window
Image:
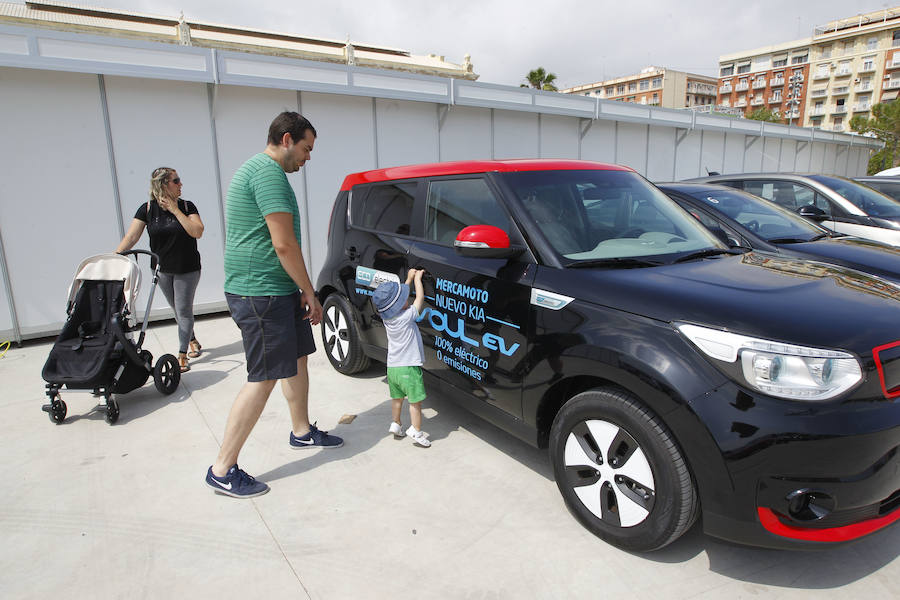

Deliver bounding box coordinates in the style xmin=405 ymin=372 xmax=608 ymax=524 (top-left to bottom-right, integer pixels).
xmin=720 ymin=65 xmax=734 ymax=76
xmin=773 ymin=58 xmax=787 ymax=67
xmin=867 ymin=37 xmax=878 ymax=51
xmin=844 ymin=41 xmax=855 ymax=54
xmin=863 ymin=56 xmax=875 ymax=70
xmin=639 ymin=80 xmax=649 ymax=90
xmin=894 ymin=31 xmax=900 ymax=48
xmin=737 ymin=64 xmax=750 ymax=74
xmin=791 ymin=54 xmax=807 ymax=64
xmin=606 ymin=86 xmax=614 ymax=95
xmin=628 ymin=82 xmax=637 ymax=92
xmin=820 ymin=46 xmax=832 ymax=59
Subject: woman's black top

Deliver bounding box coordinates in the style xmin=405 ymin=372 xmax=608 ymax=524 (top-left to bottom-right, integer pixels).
xmin=134 ymin=199 xmax=201 ymax=274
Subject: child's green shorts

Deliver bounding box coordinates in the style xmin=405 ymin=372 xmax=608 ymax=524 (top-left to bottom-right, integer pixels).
xmin=386 ymin=366 xmax=426 ymax=403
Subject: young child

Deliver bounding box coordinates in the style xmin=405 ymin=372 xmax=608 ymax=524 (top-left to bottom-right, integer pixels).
xmin=372 ymin=268 xmax=431 ymax=448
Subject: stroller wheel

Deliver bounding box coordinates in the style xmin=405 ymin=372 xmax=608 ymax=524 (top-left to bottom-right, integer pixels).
xmin=154 ymin=354 xmax=181 ymax=395
xmin=45 ymin=395 xmax=67 ymax=424
xmin=105 ymin=399 xmax=120 ymax=424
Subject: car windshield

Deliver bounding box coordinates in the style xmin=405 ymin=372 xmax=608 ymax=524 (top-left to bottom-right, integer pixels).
xmin=809 ymin=175 xmax=900 ymax=218
xmin=683 ymin=187 xmax=827 ymax=242
xmin=502 ymin=170 xmax=723 ymax=263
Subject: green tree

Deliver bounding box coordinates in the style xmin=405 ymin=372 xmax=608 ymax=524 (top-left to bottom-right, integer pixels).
xmin=851 ymin=102 xmax=900 ymax=174
xmin=521 ymin=67 xmax=558 ymax=91
xmin=745 ymin=107 xmax=782 ymax=123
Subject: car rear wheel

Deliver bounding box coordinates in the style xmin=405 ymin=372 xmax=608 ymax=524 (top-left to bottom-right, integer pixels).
xmin=549 ymin=387 xmax=698 ymax=552
xmin=321 ymin=294 xmax=370 ymax=374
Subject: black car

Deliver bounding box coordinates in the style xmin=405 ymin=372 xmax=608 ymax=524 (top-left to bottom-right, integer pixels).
xmin=316 ymin=160 xmax=900 ymax=551
xmin=658 ymin=182 xmax=900 ymax=284
xmin=856 ymin=176 xmax=900 ymax=203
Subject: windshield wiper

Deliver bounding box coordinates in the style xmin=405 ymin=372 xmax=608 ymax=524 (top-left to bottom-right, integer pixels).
xmin=768 ymin=233 xmax=829 ymax=243
xmin=567 ymin=257 xmax=664 ymax=269
xmin=673 ymin=248 xmax=743 ymax=263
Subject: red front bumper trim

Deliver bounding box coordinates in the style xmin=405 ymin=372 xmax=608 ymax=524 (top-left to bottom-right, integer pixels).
xmin=758 ymin=506 xmax=900 ymax=542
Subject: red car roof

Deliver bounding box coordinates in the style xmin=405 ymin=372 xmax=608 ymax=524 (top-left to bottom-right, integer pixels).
xmin=339 ymin=159 xmax=633 ymax=191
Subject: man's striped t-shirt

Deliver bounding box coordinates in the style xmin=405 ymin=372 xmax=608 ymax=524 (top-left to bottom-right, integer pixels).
xmin=224 ymin=153 xmax=302 ymax=296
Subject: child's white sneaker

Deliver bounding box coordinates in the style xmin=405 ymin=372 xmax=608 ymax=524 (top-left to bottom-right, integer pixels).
xmin=406 ymin=426 xmax=431 ymax=448
xmin=388 ymin=421 xmax=405 ymax=439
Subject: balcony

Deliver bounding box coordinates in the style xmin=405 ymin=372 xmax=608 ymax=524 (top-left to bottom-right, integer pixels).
xmin=884 ymin=79 xmax=900 ymax=90
xmin=719 ymin=85 xmax=732 ymax=94
xmin=834 ymin=68 xmax=852 ymax=77
xmin=810 ymin=106 xmax=826 ymax=116
xmin=832 ymin=105 xmax=848 ymax=114
xmin=735 ymin=82 xmax=749 ymax=91
xmin=768 ymin=95 xmax=782 ymax=104
xmin=810 ymin=88 xmax=828 ymax=97
xmin=855 ymin=82 xmax=873 ymax=93
xmin=831 ymin=86 xmax=850 ymax=95
xmin=853 ymin=103 xmax=871 ymax=112
xmin=752 ymin=79 xmax=767 ymax=89
xmin=813 ymin=71 xmax=831 ymax=80
xmin=735 ymin=99 xmax=748 ymax=107
xmin=888 ymin=58 xmax=900 ymax=69
xmin=751 ymin=97 xmax=764 ymax=106
xmin=770 ymin=78 xmax=785 ymax=87
xmin=859 ymin=65 xmax=876 ymax=73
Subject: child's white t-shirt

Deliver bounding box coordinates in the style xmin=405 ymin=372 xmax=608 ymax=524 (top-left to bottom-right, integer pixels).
xmin=384 ymin=306 xmax=424 ymax=367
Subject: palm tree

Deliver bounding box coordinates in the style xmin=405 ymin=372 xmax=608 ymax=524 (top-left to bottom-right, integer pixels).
xmin=522 ymin=67 xmax=558 ymax=91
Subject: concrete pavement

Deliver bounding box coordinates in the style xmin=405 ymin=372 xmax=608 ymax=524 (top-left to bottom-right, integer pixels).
xmin=2 ymin=314 xmax=899 ymax=599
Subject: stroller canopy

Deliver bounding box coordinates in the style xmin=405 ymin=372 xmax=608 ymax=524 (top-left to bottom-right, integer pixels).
xmin=66 ymin=253 xmax=142 ymax=313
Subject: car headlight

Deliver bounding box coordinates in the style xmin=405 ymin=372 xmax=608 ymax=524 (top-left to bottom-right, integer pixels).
xmin=677 ymin=323 xmax=862 ymax=401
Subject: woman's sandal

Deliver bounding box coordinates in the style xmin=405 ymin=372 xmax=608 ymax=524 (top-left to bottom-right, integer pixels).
xmin=187 ymin=339 xmax=202 ymax=358
xmin=179 ymin=353 xmax=191 ymax=373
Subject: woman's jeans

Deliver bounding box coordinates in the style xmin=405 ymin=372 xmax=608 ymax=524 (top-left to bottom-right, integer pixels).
xmin=157 ymin=270 xmax=201 ymax=354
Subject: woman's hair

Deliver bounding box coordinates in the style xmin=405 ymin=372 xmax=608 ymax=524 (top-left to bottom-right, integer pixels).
xmin=149 ymin=167 xmax=177 ymax=202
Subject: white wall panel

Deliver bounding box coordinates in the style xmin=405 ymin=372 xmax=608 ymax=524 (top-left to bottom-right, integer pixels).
xmin=795 ymin=141 xmax=812 ymax=171
xmin=647 ymin=126 xmax=676 ymax=182
xmin=0 ymin=260 xmax=13 ymax=338
xmin=494 ymin=110 xmax=538 ymax=159
xmin=823 ymin=143 xmax=838 ymax=174
xmin=762 ymin=137 xmax=780 ymax=172
xmin=674 ymin=129 xmax=703 ymax=181
xmin=439 ymin=105 xmax=492 ymax=161
xmin=617 ymin=123 xmax=648 ymax=175
xmin=700 ymin=130 xmax=726 ymax=178
xmin=301 ymin=92 xmax=377 ymax=277
xmin=0 ymin=68 xmax=118 ymax=336
xmin=779 ymin=139 xmax=797 ymax=172
xmin=375 ymin=98 xmax=438 ymax=168
xmin=539 ymin=114 xmax=579 ymax=159
xmin=723 ymin=133 xmax=745 ymax=174
xmin=580 ymin=120 xmax=616 ymax=163
xmin=810 ymin=143 xmax=827 ymax=173
xmin=104 ymin=76 xmax=223 ymax=319
xmin=743 ymin=137 xmax=764 ymax=172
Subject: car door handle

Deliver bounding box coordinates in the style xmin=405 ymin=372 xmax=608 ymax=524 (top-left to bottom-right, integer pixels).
xmin=345 ymin=246 xmax=359 ymax=260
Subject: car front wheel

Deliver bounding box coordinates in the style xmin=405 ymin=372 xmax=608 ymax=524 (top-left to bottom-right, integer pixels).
xmin=549 ymin=387 xmax=698 ymax=552
xmin=321 ymin=294 xmax=370 ymax=374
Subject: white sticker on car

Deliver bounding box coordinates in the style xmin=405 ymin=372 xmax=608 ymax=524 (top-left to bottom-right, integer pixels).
xmin=530 ymin=288 xmax=574 ymax=311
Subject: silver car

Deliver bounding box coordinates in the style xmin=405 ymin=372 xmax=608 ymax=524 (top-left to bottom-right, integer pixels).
xmin=686 ymin=173 xmax=900 ymax=247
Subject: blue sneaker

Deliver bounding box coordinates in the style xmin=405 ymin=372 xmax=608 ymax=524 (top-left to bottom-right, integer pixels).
xmin=290 ymin=422 xmax=344 ymax=449
xmin=205 ymin=464 xmax=270 ymax=498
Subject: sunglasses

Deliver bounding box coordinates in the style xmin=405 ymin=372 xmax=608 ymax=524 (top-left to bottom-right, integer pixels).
xmin=170 ymin=178 xmax=181 ymax=184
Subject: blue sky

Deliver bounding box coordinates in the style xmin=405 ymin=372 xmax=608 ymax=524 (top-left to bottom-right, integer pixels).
xmin=67 ymin=0 xmax=894 ymax=87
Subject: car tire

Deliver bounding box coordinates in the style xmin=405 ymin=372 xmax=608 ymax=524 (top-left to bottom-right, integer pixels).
xmin=549 ymin=387 xmax=698 ymax=552
xmin=321 ymin=294 xmax=370 ymax=374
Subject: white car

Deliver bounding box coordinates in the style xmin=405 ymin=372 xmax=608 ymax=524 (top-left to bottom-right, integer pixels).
xmin=687 ymin=173 xmax=900 ymax=247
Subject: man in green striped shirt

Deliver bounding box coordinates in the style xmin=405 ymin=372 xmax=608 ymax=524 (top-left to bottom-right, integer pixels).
xmin=206 ymin=112 xmax=343 ymax=499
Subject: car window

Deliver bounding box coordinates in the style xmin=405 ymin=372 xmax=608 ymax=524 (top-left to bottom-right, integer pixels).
xmin=809 ymin=175 xmax=900 ymax=218
xmin=858 ymin=180 xmax=900 ymax=202
xmin=504 ymin=170 xmax=722 ymax=261
xmin=744 ymin=181 xmax=823 ymax=214
xmin=675 ymin=201 xmax=741 ymax=245
xmin=684 ymin=188 xmax=825 ymax=241
xmin=424 ymin=178 xmax=511 ymax=245
xmin=351 ymin=181 xmax=417 ymax=235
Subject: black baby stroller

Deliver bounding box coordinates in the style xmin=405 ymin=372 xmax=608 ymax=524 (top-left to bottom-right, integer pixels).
xmin=41 ymin=250 xmax=180 ymax=424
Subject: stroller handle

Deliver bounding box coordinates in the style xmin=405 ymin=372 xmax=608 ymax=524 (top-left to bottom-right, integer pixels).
xmin=118 ymin=249 xmax=161 ymax=272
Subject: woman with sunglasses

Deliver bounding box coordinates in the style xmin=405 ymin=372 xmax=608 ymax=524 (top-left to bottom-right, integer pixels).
xmin=116 ymin=167 xmax=205 ymax=372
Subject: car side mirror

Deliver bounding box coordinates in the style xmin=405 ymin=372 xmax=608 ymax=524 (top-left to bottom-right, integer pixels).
xmin=454 ymin=225 xmax=524 ymax=258
xmin=797 ymin=204 xmax=828 ymax=222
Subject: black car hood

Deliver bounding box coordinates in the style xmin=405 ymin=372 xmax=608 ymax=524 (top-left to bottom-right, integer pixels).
xmin=780 ymin=237 xmax=900 ymax=284
xmin=556 ymin=252 xmax=900 ymax=354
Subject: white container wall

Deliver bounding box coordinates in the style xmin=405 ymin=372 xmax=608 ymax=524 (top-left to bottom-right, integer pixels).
xmin=0 ymin=24 xmax=881 ymax=342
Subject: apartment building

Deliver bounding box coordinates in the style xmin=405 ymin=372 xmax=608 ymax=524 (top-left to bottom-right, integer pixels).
xmin=717 ymin=7 xmax=900 ymax=131
xmin=0 ymin=1 xmax=478 ymax=79
xmin=561 ymin=66 xmax=717 ymax=109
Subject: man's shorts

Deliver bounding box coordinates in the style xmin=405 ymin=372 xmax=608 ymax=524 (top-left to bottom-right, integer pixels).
xmin=386 ymin=366 xmax=426 ymax=403
xmin=225 ymin=291 xmax=316 ymax=382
